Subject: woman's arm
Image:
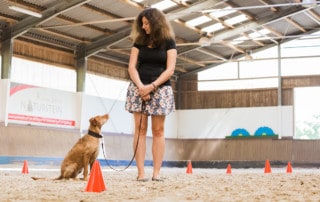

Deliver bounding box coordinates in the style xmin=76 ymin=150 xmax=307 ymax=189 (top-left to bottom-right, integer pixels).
xmin=128 ymin=47 xmax=143 ymax=89
xmin=152 ymin=48 xmax=177 ymax=88
xmin=128 ymin=47 xmax=152 ymax=100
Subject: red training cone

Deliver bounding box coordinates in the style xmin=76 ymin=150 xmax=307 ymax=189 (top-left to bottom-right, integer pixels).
xmin=85 ymin=160 xmax=106 ymax=192
xmin=286 ymin=162 xmax=292 ymax=173
xmin=186 ymin=160 xmax=193 ymax=174
xmin=264 ymin=159 xmax=271 ymax=173
xmin=22 ymin=160 xmax=29 ymax=174
xmin=226 ymin=163 xmax=232 ymax=174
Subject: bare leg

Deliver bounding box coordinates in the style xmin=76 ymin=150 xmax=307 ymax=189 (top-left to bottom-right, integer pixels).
xmin=151 ymin=115 xmax=165 ymax=178
xmin=133 ymin=112 xmax=148 ymax=179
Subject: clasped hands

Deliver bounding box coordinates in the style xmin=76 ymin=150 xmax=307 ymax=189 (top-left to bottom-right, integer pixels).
xmin=138 ymin=84 xmax=154 ymax=101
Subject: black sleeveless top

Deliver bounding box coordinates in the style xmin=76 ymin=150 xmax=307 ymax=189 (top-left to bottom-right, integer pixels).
xmin=134 ymin=38 xmax=176 ymax=86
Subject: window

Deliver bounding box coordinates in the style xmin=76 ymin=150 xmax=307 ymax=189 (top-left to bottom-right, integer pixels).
xmin=281 ymin=57 xmax=320 ymax=76
xmin=10 ymin=57 xmax=129 ymax=100
xmin=198 ymin=34 xmax=320 ymax=91
xmin=294 ymin=87 xmax=320 ymax=139
xmin=198 ymin=62 xmax=238 ymax=81
xmin=281 ymin=31 xmax=320 ymax=57
xmin=198 ymin=78 xmax=278 ymax=91
xmin=86 ymin=73 xmax=129 ymax=101
xmin=11 ymin=57 xmax=76 ymax=92
xmin=240 ymin=60 xmax=278 ymax=78
xmin=253 ymin=46 xmax=278 ymax=58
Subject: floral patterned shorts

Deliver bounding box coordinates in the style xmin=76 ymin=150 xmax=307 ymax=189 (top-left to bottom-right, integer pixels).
xmin=125 ymin=82 xmax=175 ymax=116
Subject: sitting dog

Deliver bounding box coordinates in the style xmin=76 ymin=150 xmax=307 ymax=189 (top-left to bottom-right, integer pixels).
xmin=32 ymin=114 xmax=109 ymax=181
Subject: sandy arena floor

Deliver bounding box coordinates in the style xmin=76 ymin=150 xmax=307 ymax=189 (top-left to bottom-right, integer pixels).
xmin=1 ymin=163 xmax=320 ymax=202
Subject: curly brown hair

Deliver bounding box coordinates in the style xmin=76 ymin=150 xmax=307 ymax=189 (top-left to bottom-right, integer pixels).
xmin=131 ymin=8 xmax=175 ymax=48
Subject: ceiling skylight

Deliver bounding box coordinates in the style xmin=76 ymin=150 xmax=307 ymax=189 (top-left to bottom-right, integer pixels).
xmin=131 ymin=0 xmax=144 ymax=3
xmin=151 ymin=0 xmax=177 ymax=10
xmin=209 ymin=6 xmax=236 ymax=18
xmin=202 ymin=23 xmax=224 ymax=33
xmin=231 ymin=36 xmax=248 ymax=44
xmin=249 ymin=29 xmax=271 ymax=38
xmin=186 ymin=16 xmax=212 ymax=27
xmin=225 ymin=14 xmax=248 ymax=25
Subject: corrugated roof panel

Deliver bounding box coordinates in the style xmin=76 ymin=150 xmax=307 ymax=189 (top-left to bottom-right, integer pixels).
xmin=61 ymin=6 xmax=128 ymax=31
xmin=172 ymin=21 xmax=200 ymax=42
xmin=292 ymin=12 xmax=320 ymax=30
xmin=90 ymin=0 xmax=141 ymax=18
xmin=36 ymin=17 xmax=105 ymax=40
xmin=269 ymin=19 xmax=303 ymax=36
xmin=22 ymin=0 xmax=54 ymax=7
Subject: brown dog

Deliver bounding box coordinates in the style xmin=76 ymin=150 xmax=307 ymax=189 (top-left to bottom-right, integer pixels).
xmin=32 ymin=114 xmax=109 ymax=181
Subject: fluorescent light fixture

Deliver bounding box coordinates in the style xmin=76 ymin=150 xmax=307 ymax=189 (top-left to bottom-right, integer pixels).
xmin=9 ymin=5 xmax=42 ymax=18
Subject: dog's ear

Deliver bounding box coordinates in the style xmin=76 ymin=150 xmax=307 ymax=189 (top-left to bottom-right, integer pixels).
xmin=90 ymin=117 xmax=97 ymax=127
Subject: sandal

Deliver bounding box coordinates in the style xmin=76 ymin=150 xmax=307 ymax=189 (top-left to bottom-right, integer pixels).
xmin=152 ymin=177 xmax=164 ymax=182
xmin=136 ymin=177 xmax=149 ymax=182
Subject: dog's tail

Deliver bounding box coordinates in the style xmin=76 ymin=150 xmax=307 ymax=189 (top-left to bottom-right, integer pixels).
xmin=31 ymin=176 xmax=62 ymax=180
xmin=54 ymin=175 xmax=63 ymax=180
xmin=31 ymin=177 xmax=46 ymax=180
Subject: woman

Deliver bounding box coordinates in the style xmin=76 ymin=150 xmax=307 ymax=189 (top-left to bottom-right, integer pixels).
xmin=125 ymin=8 xmax=177 ymax=182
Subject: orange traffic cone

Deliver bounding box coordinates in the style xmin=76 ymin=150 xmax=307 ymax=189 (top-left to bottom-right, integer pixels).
xmin=226 ymin=163 xmax=232 ymax=174
xmin=85 ymin=160 xmax=106 ymax=192
xmin=186 ymin=160 xmax=193 ymax=174
xmin=286 ymin=162 xmax=292 ymax=173
xmin=264 ymin=159 xmax=271 ymax=173
xmin=22 ymin=160 xmax=29 ymax=174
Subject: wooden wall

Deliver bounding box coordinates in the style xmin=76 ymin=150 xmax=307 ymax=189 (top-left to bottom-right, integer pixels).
xmin=12 ymin=40 xmax=129 ymax=80
xmin=178 ymin=74 xmax=320 ymax=109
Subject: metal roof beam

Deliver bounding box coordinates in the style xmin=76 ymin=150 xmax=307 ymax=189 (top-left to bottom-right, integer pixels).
xmin=12 ymin=0 xmax=92 ymax=38
xmin=85 ymin=27 xmax=131 ymax=57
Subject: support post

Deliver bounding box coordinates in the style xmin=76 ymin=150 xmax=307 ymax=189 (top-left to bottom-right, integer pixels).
xmin=75 ymin=44 xmax=87 ymax=92
xmin=1 ymin=23 xmax=13 ymax=79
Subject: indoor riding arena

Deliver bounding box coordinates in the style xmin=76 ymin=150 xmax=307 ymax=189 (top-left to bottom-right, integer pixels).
xmin=1 ymin=0 xmax=320 ymax=201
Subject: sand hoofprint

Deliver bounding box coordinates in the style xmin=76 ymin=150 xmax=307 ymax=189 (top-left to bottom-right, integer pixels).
xmin=1 ymin=163 xmax=320 ymax=202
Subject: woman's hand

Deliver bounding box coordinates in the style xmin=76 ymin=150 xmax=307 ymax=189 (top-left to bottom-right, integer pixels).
xmin=138 ymin=84 xmax=154 ymax=99
xmin=142 ymin=94 xmax=151 ymax=101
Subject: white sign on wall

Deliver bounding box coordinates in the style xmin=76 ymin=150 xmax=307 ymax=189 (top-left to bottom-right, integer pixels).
xmin=0 ymin=79 xmax=10 ymax=125
xmin=7 ymin=82 xmax=80 ymax=129
xmin=177 ymin=106 xmax=293 ymax=139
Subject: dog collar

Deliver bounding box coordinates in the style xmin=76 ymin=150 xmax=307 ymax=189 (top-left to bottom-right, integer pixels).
xmin=88 ymin=130 xmax=103 ymax=138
